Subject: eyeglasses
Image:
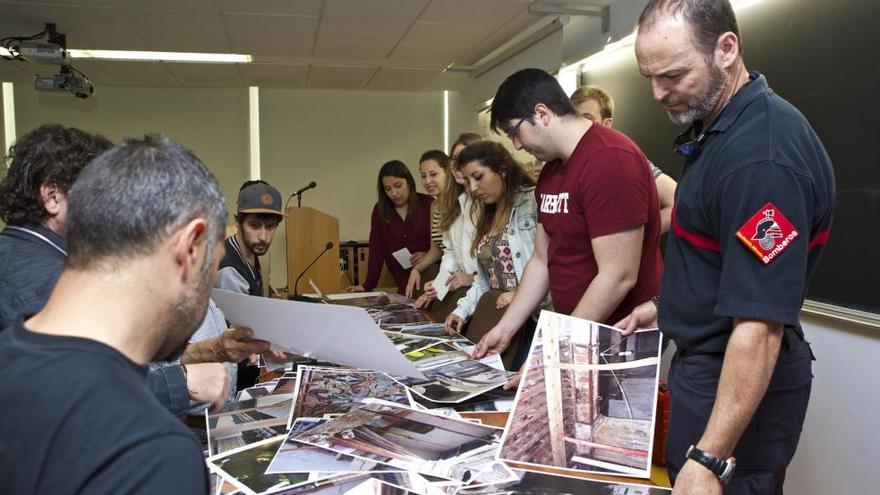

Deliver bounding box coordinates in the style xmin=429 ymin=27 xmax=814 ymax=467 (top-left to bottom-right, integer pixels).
xmin=673 ymin=125 xmax=707 ymax=158
xmin=505 ymin=116 xmax=528 ymax=140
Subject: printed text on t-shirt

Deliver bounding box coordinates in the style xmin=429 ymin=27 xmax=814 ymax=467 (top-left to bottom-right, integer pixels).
xmin=540 ymin=192 xmax=570 ymax=214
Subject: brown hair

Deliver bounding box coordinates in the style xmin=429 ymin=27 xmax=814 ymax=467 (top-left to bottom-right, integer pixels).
xmin=376 ymin=160 xmax=419 ymax=225
xmin=455 ymin=140 xmax=535 ymax=255
xmin=570 ymin=85 xmax=615 ymax=120
xmin=437 ymin=133 xmax=482 ymax=233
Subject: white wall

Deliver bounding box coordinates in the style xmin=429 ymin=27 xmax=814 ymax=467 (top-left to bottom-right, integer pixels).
xmin=259 ymin=88 xmax=444 ymax=288
xmin=12 ymin=85 xmax=250 ymax=219
xmin=785 ymin=314 xmax=880 ymax=493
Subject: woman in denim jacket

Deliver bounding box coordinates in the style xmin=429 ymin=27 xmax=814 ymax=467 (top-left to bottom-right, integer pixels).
xmin=444 ymin=141 xmax=550 ymax=369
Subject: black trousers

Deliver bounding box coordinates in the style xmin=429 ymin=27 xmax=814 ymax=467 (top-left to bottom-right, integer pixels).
xmin=666 ymin=329 xmax=813 ymax=494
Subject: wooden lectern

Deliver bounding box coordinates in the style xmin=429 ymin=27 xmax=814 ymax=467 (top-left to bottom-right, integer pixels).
xmin=286 ymin=206 xmax=340 ymax=295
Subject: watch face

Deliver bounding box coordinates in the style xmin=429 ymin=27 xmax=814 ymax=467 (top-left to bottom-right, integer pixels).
xmin=719 ymin=458 xmax=736 ymax=483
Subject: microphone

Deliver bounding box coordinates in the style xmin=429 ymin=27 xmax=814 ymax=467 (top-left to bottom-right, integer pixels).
xmin=294 ymin=181 xmax=317 ymax=196
xmin=284 ymin=181 xmax=317 ymax=210
xmin=289 ymin=241 xmax=334 ymax=302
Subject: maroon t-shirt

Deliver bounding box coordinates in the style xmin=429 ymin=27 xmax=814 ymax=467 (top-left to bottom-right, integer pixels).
xmin=536 ymin=124 xmax=663 ymax=323
xmin=363 ymin=193 xmax=433 ymax=293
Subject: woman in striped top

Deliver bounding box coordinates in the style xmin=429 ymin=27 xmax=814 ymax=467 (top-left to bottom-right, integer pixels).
xmin=404 ymin=150 xmax=450 ymax=298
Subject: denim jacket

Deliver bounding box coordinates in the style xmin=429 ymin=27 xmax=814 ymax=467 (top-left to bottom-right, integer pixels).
xmin=453 ymin=188 xmax=538 ymax=320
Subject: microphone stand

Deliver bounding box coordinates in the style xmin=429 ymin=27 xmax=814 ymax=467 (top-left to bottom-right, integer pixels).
xmin=289 ymin=242 xmax=333 ymax=303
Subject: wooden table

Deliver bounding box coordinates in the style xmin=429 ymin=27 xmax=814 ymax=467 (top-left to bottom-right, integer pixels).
xmin=460 ymin=411 xmax=672 ymax=489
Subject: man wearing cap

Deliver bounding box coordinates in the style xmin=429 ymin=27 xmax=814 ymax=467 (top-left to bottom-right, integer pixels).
xmin=216 ymin=180 xmax=285 ymax=297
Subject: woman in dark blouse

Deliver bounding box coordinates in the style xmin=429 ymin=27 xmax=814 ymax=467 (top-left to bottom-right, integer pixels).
xmin=348 ymin=160 xmax=433 ymax=294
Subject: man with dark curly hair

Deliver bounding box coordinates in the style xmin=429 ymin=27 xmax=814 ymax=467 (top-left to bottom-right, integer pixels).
xmin=0 ymin=124 xmax=112 ymax=325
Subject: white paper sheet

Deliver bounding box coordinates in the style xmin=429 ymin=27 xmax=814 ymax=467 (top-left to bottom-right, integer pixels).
xmin=431 ymin=268 xmax=452 ymax=302
xmin=211 ymin=289 xmax=426 ymax=379
xmin=391 ymin=247 xmax=413 ymax=269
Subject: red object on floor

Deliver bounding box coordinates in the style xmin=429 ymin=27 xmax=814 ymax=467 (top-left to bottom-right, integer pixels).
xmin=653 ymin=380 xmax=670 ymax=466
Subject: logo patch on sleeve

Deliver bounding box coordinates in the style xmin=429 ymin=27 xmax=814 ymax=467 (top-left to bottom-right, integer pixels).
xmin=735 ymin=202 xmax=799 ymax=265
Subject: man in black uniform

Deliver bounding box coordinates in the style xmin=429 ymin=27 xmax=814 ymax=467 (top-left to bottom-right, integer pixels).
xmin=617 ymin=2 xmax=834 ymax=494
xmin=0 ymin=135 xmax=226 ymax=493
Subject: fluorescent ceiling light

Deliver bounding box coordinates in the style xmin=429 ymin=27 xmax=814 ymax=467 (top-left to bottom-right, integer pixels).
xmin=68 ymin=49 xmax=252 ymax=63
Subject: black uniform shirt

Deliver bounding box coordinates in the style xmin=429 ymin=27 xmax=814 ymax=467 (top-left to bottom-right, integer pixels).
xmin=660 ymin=72 xmax=835 ymax=354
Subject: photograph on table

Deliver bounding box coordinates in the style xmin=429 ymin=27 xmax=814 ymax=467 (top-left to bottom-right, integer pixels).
xmin=455 ymin=468 xmax=671 ymax=495
xmin=269 ymin=372 xmax=300 ymax=396
xmin=290 ymin=402 xmax=502 ymax=481
xmin=396 ymin=323 xmax=449 ymax=338
xmin=406 ymin=344 xmax=470 ymax=369
xmin=384 ymin=333 xmax=450 ymax=356
xmin=208 ymin=436 xmax=319 ymax=495
xmin=394 ymin=358 xmax=515 ymax=404
xmin=207 ymin=398 xmax=294 ymax=456
xmin=367 ymin=304 xmax=432 ymax=330
xmin=499 ymin=311 xmax=662 ymax=479
xmin=289 ymin=367 xmax=413 ymax=426
xmin=268 ymin=418 xmax=403 ymax=475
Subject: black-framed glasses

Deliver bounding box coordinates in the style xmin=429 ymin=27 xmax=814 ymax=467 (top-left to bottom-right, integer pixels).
xmin=673 ymin=125 xmax=707 ymax=158
xmin=505 ymin=116 xmax=528 ymax=140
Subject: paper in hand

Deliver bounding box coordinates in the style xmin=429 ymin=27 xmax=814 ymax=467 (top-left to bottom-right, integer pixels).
xmin=392 ymin=247 xmax=413 ymax=269
xmin=432 ymin=268 xmax=452 ymax=301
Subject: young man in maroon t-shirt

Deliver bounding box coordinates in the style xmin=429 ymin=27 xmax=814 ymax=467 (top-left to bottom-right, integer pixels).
xmin=472 ymin=69 xmax=663 ymax=375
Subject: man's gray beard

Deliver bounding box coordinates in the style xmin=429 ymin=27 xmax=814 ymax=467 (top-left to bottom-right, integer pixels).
xmin=666 ymin=62 xmax=727 ymax=125
xmin=154 ymin=247 xmax=215 ymax=362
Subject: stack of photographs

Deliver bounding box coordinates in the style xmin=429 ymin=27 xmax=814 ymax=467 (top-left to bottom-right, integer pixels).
xmin=289 ymin=366 xmax=414 ymax=426
xmin=366 ymin=304 xmax=433 ymax=331
xmin=381 ymin=332 xmax=515 ymax=404
xmin=208 ymin=372 xmax=299 ymax=456
xmin=288 ymin=402 xmax=503 ymax=482
xmin=499 ymin=311 xmax=662 ymax=479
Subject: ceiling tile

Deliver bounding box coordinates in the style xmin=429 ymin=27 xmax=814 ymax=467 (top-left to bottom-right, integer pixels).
xmin=164 ymin=62 xmax=242 ymax=87
xmin=419 ymin=0 xmax=530 ymax=28
xmin=388 ymin=43 xmax=469 ymax=66
xmin=314 ymin=38 xmax=393 ymax=60
xmin=324 ymin=0 xmax=428 ymax=21
xmin=307 ymin=65 xmax=376 ymax=89
xmin=111 ymin=0 xmax=215 ymax=9
xmin=219 ymin=0 xmax=322 ymax=16
xmin=230 ymin=37 xmax=313 ymax=58
xmin=239 ymin=63 xmax=307 ymax=88
xmin=224 ymin=12 xmax=317 ymax=41
xmin=402 ymin=22 xmax=491 ymax=47
xmin=72 ymin=59 xmax=180 ymax=87
xmin=141 ymin=35 xmax=232 ymax=53
xmin=318 ymin=18 xmax=410 ymax=43
xmin=8 ymin=4 xmax=142 ymax=49
xmin=7 ymin=0 xmax=113 ymax=6
xmin=116 ymin=8 xmax=226 ymax=38
xmin=366 ymin=67 xmax=441 ymax=90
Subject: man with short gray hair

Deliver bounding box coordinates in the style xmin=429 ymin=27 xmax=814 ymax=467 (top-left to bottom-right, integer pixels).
xmin=0 ymin=135 xmax=227 ymax=493
xmin=618 ymin=1 xmax=834 ymax=493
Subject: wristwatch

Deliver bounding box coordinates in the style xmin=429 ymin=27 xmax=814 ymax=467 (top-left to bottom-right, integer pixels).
xmin=686 ymin=445 xmax=736 ymax=484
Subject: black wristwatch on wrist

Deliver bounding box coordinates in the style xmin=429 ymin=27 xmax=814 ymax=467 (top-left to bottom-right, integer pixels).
xmin=686 ymin=445 xmax=736 ymax=484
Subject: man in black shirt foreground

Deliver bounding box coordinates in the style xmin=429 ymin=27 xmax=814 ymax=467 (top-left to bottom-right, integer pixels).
xmin=0 ymin=135 xmax=229 ymax=494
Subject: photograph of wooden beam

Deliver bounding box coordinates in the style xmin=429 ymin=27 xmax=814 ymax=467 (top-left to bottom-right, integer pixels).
xmin=499 ymin=311 xmax=662 ymax=479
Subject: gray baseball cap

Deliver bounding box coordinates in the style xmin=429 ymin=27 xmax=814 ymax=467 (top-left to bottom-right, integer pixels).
xmin=237 ymin=181 xmax=285 ymax=216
